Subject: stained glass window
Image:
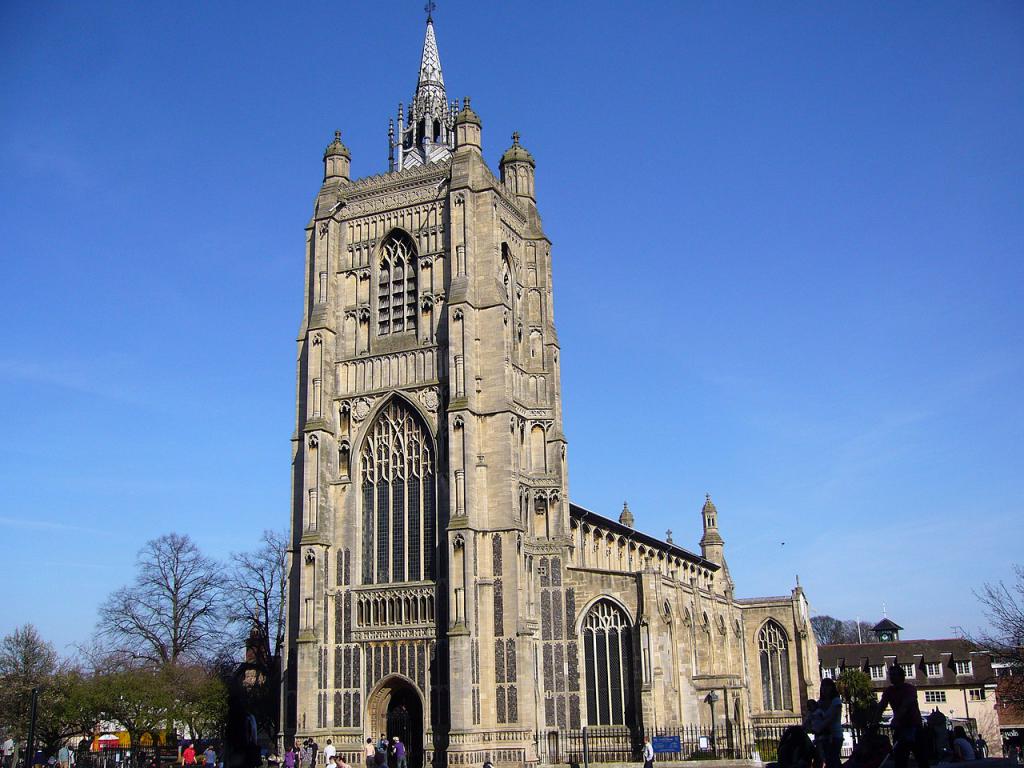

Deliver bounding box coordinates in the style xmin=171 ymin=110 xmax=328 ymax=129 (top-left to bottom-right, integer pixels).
xmin=360 ymin=399 xmax=435 ymax=584
xmin=758 ymin=620 xmax=793 ymax=711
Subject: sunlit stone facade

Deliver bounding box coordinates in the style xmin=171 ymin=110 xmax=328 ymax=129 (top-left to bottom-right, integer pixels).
xmin=283 ymin=14 xmax=820 ymax=768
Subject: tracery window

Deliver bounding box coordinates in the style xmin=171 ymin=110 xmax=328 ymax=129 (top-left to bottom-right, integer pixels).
xmin=360 ymin=399 xmax=435 ymax=584
xmin=758 ymin=620 xmax=793 ymax=711
xmin=582 ymin=600 xmax=635 ymax=726
xmin=377 ymin=232 xmax=418 ymax=336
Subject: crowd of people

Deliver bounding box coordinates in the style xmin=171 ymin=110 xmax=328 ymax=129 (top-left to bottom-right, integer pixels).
xmin=275 ymin=736 xmax=410 ymax=768
xmin=780 ymin=664 xmax=1008 ymax=768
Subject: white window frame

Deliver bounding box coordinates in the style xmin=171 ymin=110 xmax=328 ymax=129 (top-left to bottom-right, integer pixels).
xmin=901 ymin=663 xmax=916 ymax=679
xmin=924 ymin=690 xmax=947 ymax=703
xmin=869 ymin=665 xmax=886 ymax=681
xmin=955 ymin=660 xmax=973 ymax=676
xmin=925 ymin=662 xmax=942 ymax=677
xmin=968 ymin=688 xmax=985 ymax=701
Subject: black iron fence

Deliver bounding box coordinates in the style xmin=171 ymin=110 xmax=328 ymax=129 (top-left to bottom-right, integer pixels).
xmin=540 ymin=723 xmax=798 ymax=764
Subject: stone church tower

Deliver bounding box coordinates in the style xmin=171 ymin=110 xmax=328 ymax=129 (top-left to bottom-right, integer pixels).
xmin=284 ymin=12 xmax=569 ymax=767
xmin=284 ymin=12 xmax=820 ymax=768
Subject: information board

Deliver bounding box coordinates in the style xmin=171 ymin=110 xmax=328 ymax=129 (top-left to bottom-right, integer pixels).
xmin=652 ymin=736 xmax=681 ymax=754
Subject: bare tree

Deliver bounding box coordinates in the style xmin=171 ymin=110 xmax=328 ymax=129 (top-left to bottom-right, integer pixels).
xmin=811 ymin=615 xmax=878 ymax=645
xmin=0 ymin=624 xmax=59 ymax=738
xmin=225 ymin=529 xmax=287 ymax=741
xmin=840 ymin=619 xmax=878 ymax=644
xmin=811 ymin=615 xmax=846 ymax=645
xmin=968 ymin=564 xmax=1024 ymax=705
xmin=96 ymin=533 xmax=225 ymax=666
xmin=227 ymin=529 xmax=288 ymax=664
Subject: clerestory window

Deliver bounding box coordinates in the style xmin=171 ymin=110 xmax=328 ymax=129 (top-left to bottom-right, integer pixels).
xmin=360 ymin=399 xmax=435 ymax=585
xmin=377 ymin=232 xmax=418 ymax=336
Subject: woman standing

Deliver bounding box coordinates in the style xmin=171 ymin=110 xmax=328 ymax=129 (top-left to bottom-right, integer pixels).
xmin=814 ymin=679 xmax=843 ymax=768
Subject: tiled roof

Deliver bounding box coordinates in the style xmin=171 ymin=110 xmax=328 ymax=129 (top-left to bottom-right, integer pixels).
xmin=872 ymin=618 xmax=903 ymax=632
xmin=818 ymin=638 xmax=994 ymax=688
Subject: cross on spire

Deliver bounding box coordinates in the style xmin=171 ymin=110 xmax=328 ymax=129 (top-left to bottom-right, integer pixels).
xmin=512 ymin=131 xmax=521 ymax=145
xmin=425 ymin=0 xmax=436 ymax=22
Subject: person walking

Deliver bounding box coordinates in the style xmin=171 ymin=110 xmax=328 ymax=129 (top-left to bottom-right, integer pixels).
xmin=322 ymin=741 xmax=335 ymax=767
xmin=878 ymin=665 xmax=928 ymax=768
xmin=813 ymin=680 xmax=842 ymax=768
xmin=391 ymin=739 xmax=406 ymax=768
xmin=58 ymin=745 xmax=70 ymax=768
xmin=363 ymin=740 xmax=375 ymax=768
xmin=182 ymin=745 xmax=197 ymax=767
xmin=2 ymin=736 xmax=14 ymax=768
xmin=642 ymin=736 xmax=655 ymax=768
xmin=203 ymin=746 xmax=216 ymax=768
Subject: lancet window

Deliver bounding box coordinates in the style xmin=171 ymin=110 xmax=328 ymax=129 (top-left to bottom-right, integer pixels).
xmin=360 ymin=399 xmax=435 ymax=584
xmin=377 ymin=231 xmax=418 ymax=336
xmin=582 ymin=600 xmax=635 ymax=726
xmin=758 ymin=620 xmax=793 ymax=711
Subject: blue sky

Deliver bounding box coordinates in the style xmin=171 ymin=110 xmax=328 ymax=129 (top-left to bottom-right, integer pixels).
xmin=1 ymin=1 xmax=1021 ymax=654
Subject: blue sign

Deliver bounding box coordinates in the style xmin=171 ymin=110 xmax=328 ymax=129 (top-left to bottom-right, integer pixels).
xmin=652 ymin=736 xmax=681 ymax=754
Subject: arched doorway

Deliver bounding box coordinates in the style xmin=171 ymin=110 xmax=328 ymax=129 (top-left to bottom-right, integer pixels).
xmin=367 ymin=676 xmax=424 ymax=768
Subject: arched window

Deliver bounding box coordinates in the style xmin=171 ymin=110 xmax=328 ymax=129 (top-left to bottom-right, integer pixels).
xmin=360 ymin=399 xmax=435 ymax=585
xmin=758 ymin=620 xmax=793 ymax=711
xmin=581 ymin=600 xmax=635 ymax=726
xmin=377 ymin=232 xmax=418 ymax=336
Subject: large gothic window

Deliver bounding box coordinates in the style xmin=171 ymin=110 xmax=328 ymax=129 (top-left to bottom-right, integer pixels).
xmin=360 ymin=399 xmax=435 ymax=585
xmin=759 ymin=620 xmax=793 ymax=711
xmin=582 ymin=600 xmax=635 ymax=726
xmin=377 ymin=232 xmax=418 ymax=336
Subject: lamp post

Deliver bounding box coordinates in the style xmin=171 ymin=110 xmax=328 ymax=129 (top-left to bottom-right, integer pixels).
xmin=705 ymin=691 xmax=720 ymax=757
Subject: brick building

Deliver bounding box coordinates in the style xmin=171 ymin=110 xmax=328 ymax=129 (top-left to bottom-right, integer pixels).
xmin=818 ymin=620 xmax=1000 ymax=755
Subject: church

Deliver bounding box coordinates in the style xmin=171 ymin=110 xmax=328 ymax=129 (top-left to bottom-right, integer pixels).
xmin=283 ymin=12 xmax=820 ymax=768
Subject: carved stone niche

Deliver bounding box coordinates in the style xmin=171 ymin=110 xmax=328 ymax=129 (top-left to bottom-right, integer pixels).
xmin=420 ymin=294 xmax=434 ymax=310
xmin=304 ymin=549 xmax=316 ymax=564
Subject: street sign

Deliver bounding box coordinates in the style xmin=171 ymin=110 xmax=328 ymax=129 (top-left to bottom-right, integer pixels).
xmin=652 ymin=736 xmax=681 ymax=754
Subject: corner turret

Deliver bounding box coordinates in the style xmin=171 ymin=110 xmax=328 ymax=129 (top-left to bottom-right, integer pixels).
xmin=454 ymin=97 xmax=482 ymax=152
xmin=499 ymin=131 xmax=535 ymax=202
xmin=323 ymin=130 xmax=351 ymax=182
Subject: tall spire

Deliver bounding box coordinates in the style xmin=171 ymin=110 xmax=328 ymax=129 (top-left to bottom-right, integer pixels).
xmin=417 ymin=14 xmax=445 ymax=95
xmin=392 ymin=9 xmax=455 ymax=170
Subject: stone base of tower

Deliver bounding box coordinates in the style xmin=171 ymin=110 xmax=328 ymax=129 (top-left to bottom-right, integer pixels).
xmin=442 ymin=730 xmax=538 ymax=768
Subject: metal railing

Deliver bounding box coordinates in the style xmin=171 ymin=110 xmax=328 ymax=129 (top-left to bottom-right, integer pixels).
xmin=539 ymin=723 xmax=797 ymax=764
